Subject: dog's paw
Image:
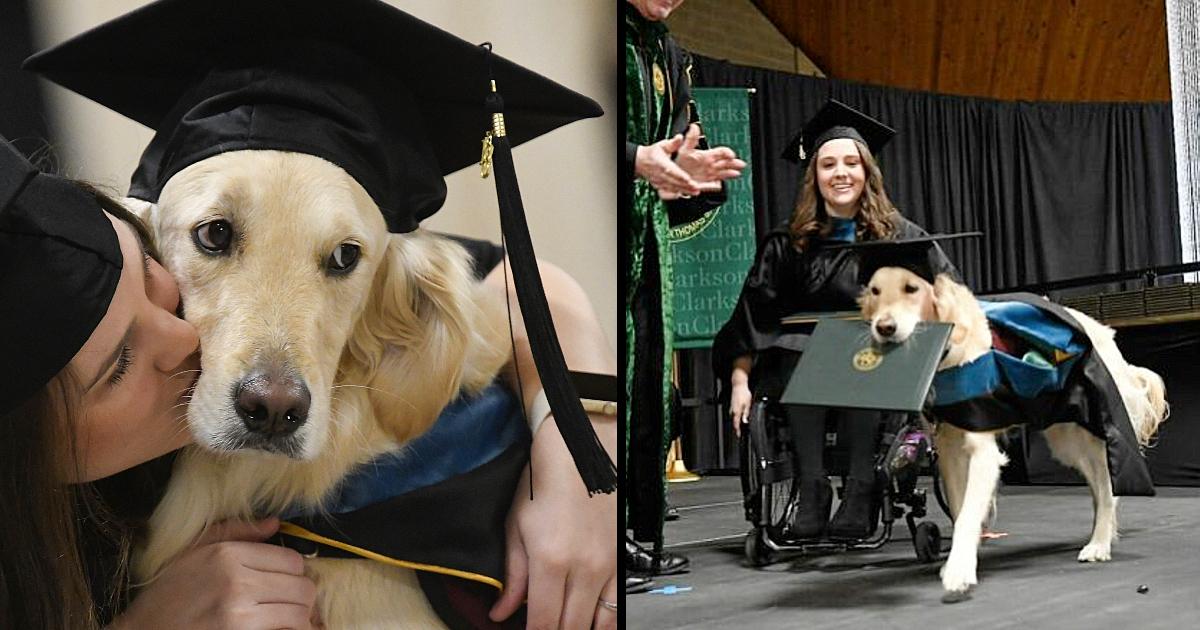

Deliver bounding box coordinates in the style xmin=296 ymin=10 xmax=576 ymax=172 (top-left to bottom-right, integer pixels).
xmin=940 ymin=558 xmax=978 ymax=598
xmin=1077 ymin=543 xmax=1112 ymax=563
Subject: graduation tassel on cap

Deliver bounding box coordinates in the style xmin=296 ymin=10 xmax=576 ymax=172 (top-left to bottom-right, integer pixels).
xmin=479 ymin=45 xmax=617 ymax=495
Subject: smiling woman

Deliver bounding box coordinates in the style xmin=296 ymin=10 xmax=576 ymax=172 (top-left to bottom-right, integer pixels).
xmin=713 ymin=100 xmax=960 ymax=542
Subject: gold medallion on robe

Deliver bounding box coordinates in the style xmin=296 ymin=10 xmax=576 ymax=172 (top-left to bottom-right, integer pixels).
xmin=652 ymin=62 xmax=665 ymax=95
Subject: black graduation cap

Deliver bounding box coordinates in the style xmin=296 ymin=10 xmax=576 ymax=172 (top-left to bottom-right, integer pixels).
xmin=23 ymin=0 xmax=602 ymax=232
xmin=0 ymin=136 xmax=123 ymax=413
xmin=24 ymin=0 xmax=616 ymax=493
xmin=830 ymin=232 xmax=982 ymax=285
xmin=782 ymin=100 xmax=897 ymax=164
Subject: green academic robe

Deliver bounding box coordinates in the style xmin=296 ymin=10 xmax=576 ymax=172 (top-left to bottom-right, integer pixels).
xmin=623 ymin=5 xmax=725 ymax=547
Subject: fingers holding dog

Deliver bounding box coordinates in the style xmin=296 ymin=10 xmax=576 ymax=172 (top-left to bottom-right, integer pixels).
xmin=559 ymin=561 xmax=611 ymax=630
xmin=195 ymin=516 xmax=281 ymax=546
xmin=525 ymin=551 xmax=568 ymax=630
xmin=593 ymin=577 xmax=618 ymax=630
xmin=489 ymin=508 xmax=530 ymax=623
xmin=117 ymin=524 xmax=320 ymax=629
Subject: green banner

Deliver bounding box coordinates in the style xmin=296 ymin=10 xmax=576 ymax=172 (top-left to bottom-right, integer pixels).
xmin=669 ymin=88 xmax=756 ymax=349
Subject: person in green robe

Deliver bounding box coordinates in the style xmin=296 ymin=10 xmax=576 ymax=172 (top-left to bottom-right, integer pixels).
xmin=623 ymin=0 xmax=745 ymax=593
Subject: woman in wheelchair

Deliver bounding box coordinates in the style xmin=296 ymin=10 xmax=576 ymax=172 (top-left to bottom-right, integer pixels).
xmin=713 ymin=101 xmax=957 ymax=541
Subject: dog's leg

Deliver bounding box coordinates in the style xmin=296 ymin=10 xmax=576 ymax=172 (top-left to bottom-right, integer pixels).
xmin=934 ymin=423 xmax=968 ymax=520
xmin=940 ymin=428 xmax=1007 ymax=597
xmin=1043 ymin=424 xmax=1117 ymax=562
xmin=310 ymin=559 xmax=449 ymax=629
xmin=137 ymin=451 xmax=229 ymax=580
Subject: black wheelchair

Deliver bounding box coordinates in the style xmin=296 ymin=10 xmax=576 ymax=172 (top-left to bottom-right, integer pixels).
xmin=739 ymin=396 xmax=952 ymax=567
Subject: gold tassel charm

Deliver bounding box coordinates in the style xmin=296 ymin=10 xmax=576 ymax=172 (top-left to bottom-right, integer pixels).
xmin=480 ymin=131 xmax=493 ymax=179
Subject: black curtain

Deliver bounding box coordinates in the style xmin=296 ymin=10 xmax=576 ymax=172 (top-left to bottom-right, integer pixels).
xmin=692 ymin=56 xmax=1182 ymax=293
xmin=1018 ymin=321 xmax=1200 ymax=487
xmin=1121 ymin=321 xmax=1200 ymax=486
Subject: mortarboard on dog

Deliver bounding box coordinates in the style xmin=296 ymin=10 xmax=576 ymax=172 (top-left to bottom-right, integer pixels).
xmin=782 ymin=99 xmax=897 ymax=163
xmin=24 ymin=0 xmax=615 ymax=493
xmin=829 ymin=232 xmax=983 ymax=285
xmin=0 ymin=136 xmax=123 ymax=413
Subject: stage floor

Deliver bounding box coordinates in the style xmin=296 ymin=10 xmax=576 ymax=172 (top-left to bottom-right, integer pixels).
xmin=628 ymin=475 xmax=1200 ymax=629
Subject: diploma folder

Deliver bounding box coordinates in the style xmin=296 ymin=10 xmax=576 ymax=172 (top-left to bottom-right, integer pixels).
xmin=780 ymin=319 xmax=953 ymax=413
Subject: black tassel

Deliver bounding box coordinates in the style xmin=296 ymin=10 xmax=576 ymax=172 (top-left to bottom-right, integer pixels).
xmin=479 ymin=48 xmax=617 ymax=495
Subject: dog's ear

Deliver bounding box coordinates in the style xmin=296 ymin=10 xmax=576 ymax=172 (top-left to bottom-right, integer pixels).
xmin=934 ymin=273 xmax=995 ymax=357
xmin=345 ymin=231 xmax=508 ymax=441
xmin=121 ymin=196 xmax=158 ymax=224
xmin=933 ymin=274 xmax=960 ymax=322
xmin=857 ymin=286 xmax=876 ymax=318
xmin=933 ymin=274 xmax=968 ymax=344
xmin=122 ymin=197 xmax=160 ymax=231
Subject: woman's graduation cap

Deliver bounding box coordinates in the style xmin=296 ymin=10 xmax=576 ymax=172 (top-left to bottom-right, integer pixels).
xmin=0 ymin=136 xmax=123 ymax=413
xmin=24 ymin=0 xmax=616 ymax=493
xmin=782 ymin=100 xmax=896 ymax=163
xmin=830 ymin=232 xmax=982 ymax=285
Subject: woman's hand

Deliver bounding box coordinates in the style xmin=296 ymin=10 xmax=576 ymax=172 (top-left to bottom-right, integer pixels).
xmin=729 ymin=382 xmax=753 ymax=438
xmin=489 ymin=418 xmax=617 ymax=630
xmin=730 ymin=357 xmax=754 ymax=438
xmin=112 ymin=518 xmax=321 ymax=630
xmin=481 ymin=256 xmax=617 ymax=628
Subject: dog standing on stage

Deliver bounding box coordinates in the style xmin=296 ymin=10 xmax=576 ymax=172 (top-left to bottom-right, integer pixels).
xmin=860 ymin=267 xmax=1168 ymax=597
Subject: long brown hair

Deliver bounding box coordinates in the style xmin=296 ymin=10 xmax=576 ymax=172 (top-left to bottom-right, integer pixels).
xmin=0 ymin=370 xmax=100 ymax=629
xmin=0 ymin=183 xmax=165 ymax=630
xmin=788 ymin=138 xmax=902 ymax=251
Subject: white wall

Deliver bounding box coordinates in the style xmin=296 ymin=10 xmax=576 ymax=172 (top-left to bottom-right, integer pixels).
xmin=28 ymin=0 xmax=618 ymax=353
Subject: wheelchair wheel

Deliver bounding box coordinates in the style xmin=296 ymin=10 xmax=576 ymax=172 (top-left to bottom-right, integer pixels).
xmin=913 ymin=521 xmax=941 ymax=563
xmin=743 ymin=399 xmax=798 ymax=533
xmin=744 ymin=527 xmax=772 ymax=567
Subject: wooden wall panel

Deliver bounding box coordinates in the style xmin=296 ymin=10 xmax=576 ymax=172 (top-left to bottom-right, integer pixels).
xmin=752 ymin=0 xmax=1170 ymax=102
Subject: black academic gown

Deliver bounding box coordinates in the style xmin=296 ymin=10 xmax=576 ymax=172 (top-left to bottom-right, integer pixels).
xmin=930 ymin=292 xmax=1156 ymax=496
xmin=712 ymin=218 xmax=956 ymax=398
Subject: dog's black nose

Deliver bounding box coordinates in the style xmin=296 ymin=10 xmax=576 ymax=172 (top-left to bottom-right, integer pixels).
xmin=875 ymin=320 xmax=897 ymax=338
xmin=234 ymin=371 xmax=311 ymax=437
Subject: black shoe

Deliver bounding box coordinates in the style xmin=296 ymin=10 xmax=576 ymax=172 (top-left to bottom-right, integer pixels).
xmin=827 ymin=477 xmax=880 ymax=540
xmin=625 ymin=536 xmax=690 ymax=576
xmin=782 ymin=476 xmax=833 ymax=540
xmin=625 ymin=573 xmax=654 ymax=594
xmin=665 ymin=504 xmax=681 ymax=522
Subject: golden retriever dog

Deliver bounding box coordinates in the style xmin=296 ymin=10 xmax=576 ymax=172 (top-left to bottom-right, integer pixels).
xmin=128 ymin=149 xmax=510 ymax=628
xmin=860 ymin=267 xmax=1167 ymax=598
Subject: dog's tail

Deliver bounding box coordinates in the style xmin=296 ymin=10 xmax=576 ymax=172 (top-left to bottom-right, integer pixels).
xmin=1126 ymin=365 xmax=1169 ymax=447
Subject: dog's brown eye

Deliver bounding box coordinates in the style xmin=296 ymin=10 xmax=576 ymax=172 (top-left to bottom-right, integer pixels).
xmin=904 ymin=283 xmax=918 ymax=294
xmin=870 ymin=286 xmax=880 ymax=296
xmin=328 ymin=243 xmax=360 ymax=275
xmin=194 ymin=220 xmax=233 ymax=253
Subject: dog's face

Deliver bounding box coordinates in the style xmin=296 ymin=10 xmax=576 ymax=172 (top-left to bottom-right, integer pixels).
xmin=859 ymin=267 xmax=937 ymax=344
xmin=150 ymin=150 xmax=390 ymax=459
xmin=861 ymin=268 xmax=993 ymax=369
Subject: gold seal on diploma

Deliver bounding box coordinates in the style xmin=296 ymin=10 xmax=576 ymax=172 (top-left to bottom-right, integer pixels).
xmin=652 ymin=62 xmax=665 ymax=95
xmin=852 ymin=347 xmax=883 ymax=372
